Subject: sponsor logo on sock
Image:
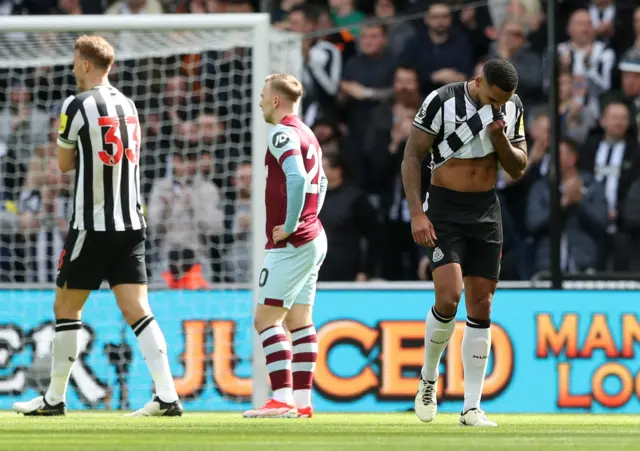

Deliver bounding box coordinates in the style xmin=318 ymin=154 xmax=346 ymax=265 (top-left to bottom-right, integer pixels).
xmin=473 ymin=355 xmax=488 ymax=359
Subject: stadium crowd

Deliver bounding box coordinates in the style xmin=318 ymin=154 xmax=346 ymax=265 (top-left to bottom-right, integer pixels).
xmin=0 ymin=0 xmax=639 ymax=285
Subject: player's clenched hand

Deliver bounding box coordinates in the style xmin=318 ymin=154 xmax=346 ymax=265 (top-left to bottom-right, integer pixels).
xmin=411 ymin=214 xmax=437 ymax=247
xmin=487 ymin=119 xmax=506 ymax=139
xmin=272 ymin=225 xmax=290 ymax=243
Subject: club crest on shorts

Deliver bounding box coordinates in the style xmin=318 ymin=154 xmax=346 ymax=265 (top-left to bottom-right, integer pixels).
xmin=432 ymin=247 xmax=444 ymax=263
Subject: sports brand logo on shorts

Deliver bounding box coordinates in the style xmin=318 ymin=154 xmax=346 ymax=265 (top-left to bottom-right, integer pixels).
xmin=272 ymin=132 xmax=289 ymax=148
xmin=58 ymin=249 xmax=66 ymax=270
xmin=432 ymin=247 xmax=444 ymax=263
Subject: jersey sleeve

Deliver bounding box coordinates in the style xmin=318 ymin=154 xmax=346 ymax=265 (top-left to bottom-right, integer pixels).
xmin=413 ymin=90 xmax=443 ymax=136
xmin=507 ymin=95 xmax=526 ymax=144
xmin=57 ymin=95 xmax=83 ymax=149
xmin=267 ymin=124 xmax=302 ymax=165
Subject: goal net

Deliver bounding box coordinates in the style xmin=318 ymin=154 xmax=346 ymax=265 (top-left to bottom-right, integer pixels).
xmin=0 ymin=14 xmax=300 ymax=411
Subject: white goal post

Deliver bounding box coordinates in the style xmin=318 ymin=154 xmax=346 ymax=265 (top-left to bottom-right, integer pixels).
xmin=0 ymin=13 xmax=301 ymax=409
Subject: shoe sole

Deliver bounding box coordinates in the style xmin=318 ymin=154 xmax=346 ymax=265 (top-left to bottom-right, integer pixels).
xmin=458 ymin=420 xmax=498 ymax=427
xmin=243 ymin=411 xmax=298 ymax=419
xmin=20 ymin=410 xmax=66 ymax=417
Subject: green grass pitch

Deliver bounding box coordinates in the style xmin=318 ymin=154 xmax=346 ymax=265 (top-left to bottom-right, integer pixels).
xmin=1 ymin=412 xmax=639 ymax=450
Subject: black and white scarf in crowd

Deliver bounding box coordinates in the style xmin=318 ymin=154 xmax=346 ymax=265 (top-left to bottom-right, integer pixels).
xmin=557 ymin=40 xmax=616 ymax=114
xmin=594 ymin=139 xmax=627 ymax=233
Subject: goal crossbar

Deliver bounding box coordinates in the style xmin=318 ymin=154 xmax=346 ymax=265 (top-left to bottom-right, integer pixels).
xmin=0 ymin=13 xmax=270 ymax=32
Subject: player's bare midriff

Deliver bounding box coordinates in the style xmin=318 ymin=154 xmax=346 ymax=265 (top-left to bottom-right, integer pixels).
xmin=431 ymin=153 xmax=498 ymax=192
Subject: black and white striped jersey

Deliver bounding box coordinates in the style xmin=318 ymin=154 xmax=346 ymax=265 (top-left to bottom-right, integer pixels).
xmin=57 ymin=84 xmax=145 ymax=231
xmin=413 ymin=81 xmax=526 ymax=170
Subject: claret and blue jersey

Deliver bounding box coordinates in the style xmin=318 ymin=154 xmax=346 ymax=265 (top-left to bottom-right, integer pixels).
xmin=264 ymin=114 xmax=328 ymax=250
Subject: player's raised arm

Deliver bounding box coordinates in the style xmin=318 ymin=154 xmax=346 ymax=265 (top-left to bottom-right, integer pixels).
xmin=56 ymin=95 xmax=84 ymax=173
xmin=489 ymin=93 xmax=528 ymax=180
xmin=268 ymin=125 xmax=307 ymax=234
xmin=402 ymin=90 xmax=441 ymax=217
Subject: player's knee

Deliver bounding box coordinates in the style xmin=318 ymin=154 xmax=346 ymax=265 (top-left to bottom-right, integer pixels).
xmin=285 ymin=305 xmax=313 ymax=331
xmin=53 ymin=287 xmax=85 ymax=319
xmin=253 ymin=310 xmax=283 ymax=333
xmin=467 ymin=295 xmax=492 ymax=320
xmin=434 ymin=289 xmax=461 ymax=317
xmin=53 ymin=298 xmax=78 ymax=319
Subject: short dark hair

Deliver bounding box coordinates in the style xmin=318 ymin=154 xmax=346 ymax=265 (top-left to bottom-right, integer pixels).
xmin=483 ymin=59 xmax=519 ymax=92
xmin=560 ymin=136 xmax=579 ymax=153
xmin=361 ymin=22 xmax=388 ymax=36
xmin=323 ymin=151 xmax=343 ymax=170
xmin=289 ymin=3 xmax=322 ymax=24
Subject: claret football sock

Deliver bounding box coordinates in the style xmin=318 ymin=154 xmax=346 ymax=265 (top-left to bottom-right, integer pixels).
xmin=462 ymin=317 xmax=491 ymax=412
xmin=260 ymin=325 xmax=294 ymax=404
xmin=132 ymin=315 xmax=179 ymax=403
xmin=45 ymin=319 xmax=81 ymax=405
xmin=290 ymin=325 xmax=318 ymax=408
xmin=421 ymin=306 xmax=456 ymax=382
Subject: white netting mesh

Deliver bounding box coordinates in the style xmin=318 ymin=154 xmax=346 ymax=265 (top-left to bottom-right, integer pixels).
xmin=0 ymin=26 xmax=302 ymax=285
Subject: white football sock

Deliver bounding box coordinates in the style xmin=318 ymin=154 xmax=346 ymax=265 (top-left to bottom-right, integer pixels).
xmin=421 ymin=306 xmax=456 ymax=382
xmin=293 ymin=389 xmax=311 ymax=408
xmin=462 ymin=318 xmax=492 ymax=412
xmin=45 ymin=319 xmax=81 ymax=405
xmin=133 ymin=315 xmax=179 ymax=403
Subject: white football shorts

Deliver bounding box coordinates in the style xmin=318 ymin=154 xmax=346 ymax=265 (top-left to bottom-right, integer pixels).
xmin=258 ymin=230 xmax=327 ymax=310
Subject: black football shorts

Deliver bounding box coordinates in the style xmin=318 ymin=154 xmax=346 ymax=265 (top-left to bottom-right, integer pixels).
xmin=423 ymin=185 xmax=503 ymax=281
xmin=56 ymin=228 xmax=148 ymax=290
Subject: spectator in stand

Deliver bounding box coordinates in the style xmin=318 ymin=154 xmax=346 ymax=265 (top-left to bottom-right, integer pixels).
xmin=148 ymin=151 xmax=223 ymax=289
xmin=271 ymin=0 xmax=305 ymax=25
xmin=453 ymin=0 xmax=494 ymax=63
xmin=371 ymin=67 xmax=428 ymax=280
xmin=226 ymin=0 xmax=254 ymax=13
xmin=288 ymin=3 xmax=342 ymax=127
xmin=485 ymin=17 xmax=543 ymax=111
xmin=633 ymin=7 xmax=640 ymax=51
xmin=17 ymin=117 xmax=73 ymax=283
xmin=374 ymin=0 xmax=415 ymax=56
xmin=527 ymin=138 xmax=608 ymax=274
xmin=340 ymin=23 xmax=396 ymax=188
xmin=225 ymin=161 xmax=252 ymax=283
xmin=329 ymin=0 xmax=365 ymax=36
xmin=617 ymin=174 xmax=640 ymax=271
xmin=578 ymin=102 xmax=640 ymax=266
xmin=587 ymin=0 xmax=636 ymax=56
xmin=365 ymin=65 xmax=423 ymax=194
xmin=316 ymin=5 xmax=357 ymax=62
xmin=522 ymin=111 xmax=551 ymax=181
xmin=601 ymin=49 xmax=640 ymax=138
xmin=0 ymin=79 xmax=50 ymax=200
xmin=105 ymin=0 xmax=164 ymax=14
xmin=400 ymin=2 xmax=473 ymax=95
xmin=558 ymin=71 xmax=597 ymax=145
xmin=318 ymin=152 xmax=379 ymax=282
xmin=557 ymin=9 xmax=616 ymax=117
xmin=160 ymin=74 xmax=200 ymax=141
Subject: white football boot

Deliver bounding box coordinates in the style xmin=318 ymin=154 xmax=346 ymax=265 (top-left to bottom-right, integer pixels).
xmin=243 ymin=398 xmax=298 ymax=419
xmin=414 ymin=377 xmax=438 ymax=423
xmin=125 ymin=396 xmax=183 ymax=417
xmin=459 ymin=408 xmax=497 ymax=427
xmin=13 ymin=395 xmax=66 ymax=416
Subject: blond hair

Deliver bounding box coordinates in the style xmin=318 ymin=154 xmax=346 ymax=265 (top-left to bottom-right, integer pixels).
xmin=75 ymin=35 xmax=115 ymax=70
xmin=265 ymin=73 xmax=304 ymax=103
